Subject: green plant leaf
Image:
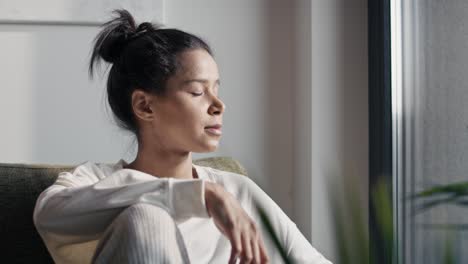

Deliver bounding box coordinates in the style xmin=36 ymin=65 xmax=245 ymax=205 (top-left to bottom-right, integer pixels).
xmin=254 ymin=202 xmax=292 ymax=264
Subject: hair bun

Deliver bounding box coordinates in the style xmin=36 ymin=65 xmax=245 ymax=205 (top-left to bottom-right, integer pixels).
xmin=99 ymin=26 xmax=134 ymax=63
xmin=89 ymin=9 xmax=137 ymax=70
xmin=136 ymin=22 xmax=154 ymax=32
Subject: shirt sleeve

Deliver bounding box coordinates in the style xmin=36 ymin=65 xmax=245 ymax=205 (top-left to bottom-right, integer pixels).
xmin=33 ymin=162 xmax=209 ymax=245
xmin=242 ymin=177 xmax=332 ymax=264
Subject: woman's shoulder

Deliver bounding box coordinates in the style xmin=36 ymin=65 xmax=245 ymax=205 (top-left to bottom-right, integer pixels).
xmin=54 ymin=160 xmax=123 ymax=187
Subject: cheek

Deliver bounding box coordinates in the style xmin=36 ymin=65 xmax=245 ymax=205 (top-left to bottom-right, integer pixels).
xmin=162 ymin=99 xmax=206 ymax=131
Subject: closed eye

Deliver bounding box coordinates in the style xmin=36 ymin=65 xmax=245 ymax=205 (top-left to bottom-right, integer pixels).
xmin=191 ymin=92 xmax=204 ymax=96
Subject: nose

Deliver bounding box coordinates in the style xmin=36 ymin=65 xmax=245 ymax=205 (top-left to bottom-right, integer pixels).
xmin=209 ymin=96 xmax=226 ymax=116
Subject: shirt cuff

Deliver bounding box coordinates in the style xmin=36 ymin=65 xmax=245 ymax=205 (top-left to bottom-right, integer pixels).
xmin=169 ymin=178 xmax=210 ymax=221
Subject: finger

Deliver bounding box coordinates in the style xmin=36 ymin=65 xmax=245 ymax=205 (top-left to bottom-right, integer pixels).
xmin=257 ymin=235 xmax=270 ymax=263
xmin=229 ymin=232 xmax=242 ymax=264
xmin=229 ymin=254 xmax=240 ymax=264
xmin=241 ymin=234 xmax=253 ymax=264
xmin=251 ymin=237 xmax=261 ymax=264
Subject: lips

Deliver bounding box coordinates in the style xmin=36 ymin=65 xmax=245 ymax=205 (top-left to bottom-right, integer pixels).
xmin=205 ymin=124 xmax=222 ymax=136
xmin=205 ymin=124 xmax=222 ymax=129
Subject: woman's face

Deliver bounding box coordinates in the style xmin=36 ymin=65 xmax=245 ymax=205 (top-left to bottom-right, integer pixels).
xmin=148 ymin=48 xmax=225 ymax=153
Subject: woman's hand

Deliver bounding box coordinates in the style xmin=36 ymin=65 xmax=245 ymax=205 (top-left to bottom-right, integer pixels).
xmin=205 ymin=182 xmax=270 ymax=264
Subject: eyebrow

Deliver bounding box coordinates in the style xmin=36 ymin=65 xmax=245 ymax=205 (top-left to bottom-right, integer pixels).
xmin=183 ymin=78 xmax=221 ymax=86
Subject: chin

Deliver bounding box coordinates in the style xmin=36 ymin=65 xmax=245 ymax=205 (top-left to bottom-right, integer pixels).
xmin=203 ymin=145 xmax=219 ymax=153
xmin=195 ymin=141 xmax=220 ymax=153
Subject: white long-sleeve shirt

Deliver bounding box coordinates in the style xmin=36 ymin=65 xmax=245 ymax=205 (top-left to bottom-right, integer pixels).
xmin=33 ymin=160 xmax=332 ymax=264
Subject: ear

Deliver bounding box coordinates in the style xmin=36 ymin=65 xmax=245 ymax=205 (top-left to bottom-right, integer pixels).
xmin=131 ymin=89 xmax=155 ymax=122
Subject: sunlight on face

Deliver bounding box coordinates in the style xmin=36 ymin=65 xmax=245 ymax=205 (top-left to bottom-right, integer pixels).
xmin=150 ymin=48 xmax=225 ymax=153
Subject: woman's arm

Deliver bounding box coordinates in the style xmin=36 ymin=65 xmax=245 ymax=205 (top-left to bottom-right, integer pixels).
xmin=33 ymin=163 xmax=209 ymax=243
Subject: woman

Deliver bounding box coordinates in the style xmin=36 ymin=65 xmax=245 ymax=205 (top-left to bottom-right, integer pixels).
xmin=33 ymin=9 xmax=331 ymax=264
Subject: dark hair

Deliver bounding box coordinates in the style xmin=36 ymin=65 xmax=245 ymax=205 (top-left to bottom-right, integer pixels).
xmin=89 ymin=9 xmax=213 ymax=134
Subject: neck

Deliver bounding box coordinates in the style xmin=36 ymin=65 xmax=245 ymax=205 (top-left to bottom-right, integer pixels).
xmin=125 ymin=144 xmax=197 ymax=180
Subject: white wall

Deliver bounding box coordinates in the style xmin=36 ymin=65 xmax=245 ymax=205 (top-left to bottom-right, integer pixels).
xmin=292 ymin=0 xmax=313 ymax=246
xmin=308 ymin=0 xmax=369 ymax=261
xmin=0 ymin=24 xmax=135 ymax=164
